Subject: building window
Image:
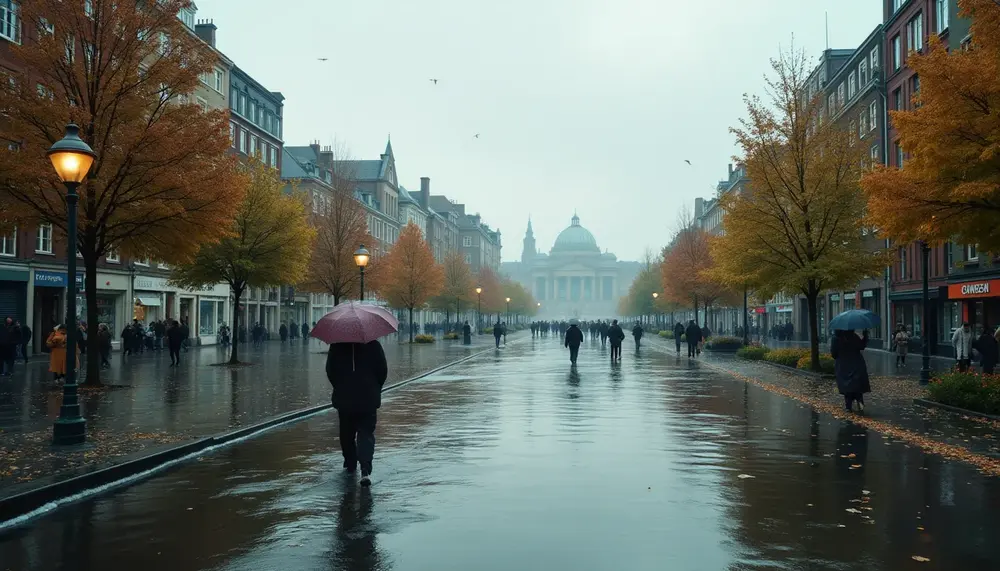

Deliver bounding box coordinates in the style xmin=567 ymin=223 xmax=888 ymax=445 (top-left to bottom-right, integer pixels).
xmin=870 ymin=46 xmax=879 ymax=72
xmin=900 ymin=247 xmax=908 ymax=279
xmin=827 ymin=93 xmax=836 ymax=114
xmin=196 ymin=96 xmax=208 ymax=111
xmin=848 ymin=71 xmax=856 ymax=99
xmin=463 ymin=236 xmax=472 ymax=247
xmin=178 ymin=7 xmax=195 ymax=29
xmin=892 ymin=88 xmax=903 ymax=111
xmin=967 ymin=244 xmax=978 ymax=262
xmin=229 ymin=123 xmax=236 ymax=147
xmin=250 ymin=135 xmax=258 ymax=157
xmin=871 ymin=144 xmax=879 ymax=163
xmin=239 ymin=130 xmax=247 ymax=153
xmin=946 ymin=242 xmax=954 ymax=273
xmin=134 ymin=259 xmax=149 ymax=267
xmin=859 ymin=59 xmax=868 ymax=84
xmin=269 ymin=146 xmax=277 ymax=168
xmin=849 ymin=120 xmax=857 ymax=141
xmin=936 ymin=0 xmax=949 ymax=32
xmin=837 ymin=82 xmax=845 ymax=107
xmin=908 ymin=13 xmax=924 ymax=53
xmin=250 ymin=101 xmax=257 ymax=124
xmin=0 ymin=1 xmax=20 ymax=43
xmin=892 ymin=35 xmax=901 ymax=71
xmin=893 ymin=0 xmax=904 ymax=13
xmin=869 ymin=100 xmax=877 ymax=131
xmin=859 ymin=110 xmax=868 ymax=136
xmin=894 ymin=141 xmax=904 ymax=168
xmin=106 ymin=248 xmax=120 ymax=263
xmin=36 ymin=224 xmax=52 ymax=254
xmin=0 ymin=227 xmax=15 ymax=256
xmin=911 ymin=74 xmax=920 ymax=95
xmin=238 ymin=93 xmax=246 ymax=116
xmin=213 ymin=69 xmax=224 ymax=93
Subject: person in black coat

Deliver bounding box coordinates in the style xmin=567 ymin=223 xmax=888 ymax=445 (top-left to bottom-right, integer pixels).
xmin=685 ymin=320 xmax=702 ymax=358
xmin=17 ymin=321 xmax=30 ymax=364
xmin=975 ymin=324 xmax=999 ymax=374
xmin=462 ymin=321 xmax=472 ymax=345
xmin=673 ymin=322 xmax=685 ymax=353
xmin=166 ymin=319 xmax=185 ymax=366
xmin=97 ymin=323 xmax=112 ymax=369
xmin=0 ymin=317 xmax=16 ymax=376
xmin=632 ymin=322 xmax=644 ymax=351
xmin=301 ymin=322 xmax=309 ymax=340
xmin=564 ymin=323 xmax=584 ymax=364
xmin=493 ymin=319 xmax=503 ymax=348
xmin=608 ymin=319 xmax=625 ymax=361
xmin=279 ymin=323 xmax=288 ymax=343
xmin=598 ymin=321 xmax=609 ymax=347
xmin=831 ymin=329 xmax=871 ymax=412
xmin=327 ymin=340 xmax=388 ymax=486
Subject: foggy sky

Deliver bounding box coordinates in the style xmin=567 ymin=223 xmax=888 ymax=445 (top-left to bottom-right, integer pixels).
xmin=201 ymin=0 xmax=881 ymax=262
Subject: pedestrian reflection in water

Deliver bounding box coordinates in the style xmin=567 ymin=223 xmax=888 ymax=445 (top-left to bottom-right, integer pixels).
xmin=330 ymin=488 xmax=389 ymax=571
xmin=566 ymin=367 xmax=580 ymax=398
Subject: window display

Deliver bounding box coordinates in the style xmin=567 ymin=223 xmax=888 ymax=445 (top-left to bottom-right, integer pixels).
xmin=199 ymin=299 xmax=218 ymax=336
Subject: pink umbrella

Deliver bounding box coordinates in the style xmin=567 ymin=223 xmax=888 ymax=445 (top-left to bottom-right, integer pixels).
xmin=310 ymin=302 xmax=399 ymax=344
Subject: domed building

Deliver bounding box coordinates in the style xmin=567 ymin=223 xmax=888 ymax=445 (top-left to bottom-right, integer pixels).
xmin=501 ymin=214 xmax=641 ymax=319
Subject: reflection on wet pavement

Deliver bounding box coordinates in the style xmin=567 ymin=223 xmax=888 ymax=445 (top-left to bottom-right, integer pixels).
xmin=1 ymin=338 xmax=997 ymax=570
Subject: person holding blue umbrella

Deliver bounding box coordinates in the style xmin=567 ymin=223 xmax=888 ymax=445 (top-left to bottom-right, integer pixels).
xmin=830 ymin=328 xmax=871 ymax=412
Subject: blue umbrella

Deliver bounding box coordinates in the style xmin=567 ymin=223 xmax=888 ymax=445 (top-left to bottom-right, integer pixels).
xmin=829 ymin=309 xmax=879 ymax=332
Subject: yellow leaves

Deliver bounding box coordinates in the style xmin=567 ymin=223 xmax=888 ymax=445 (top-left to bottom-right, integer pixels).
xmin=381 ymin=222 xmax=443 ymax=310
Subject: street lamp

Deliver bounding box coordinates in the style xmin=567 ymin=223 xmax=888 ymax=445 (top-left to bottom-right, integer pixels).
xmin=920 ymin=241 xmax=931 ymax=385
xmin=476 ymin=286 xmax=482 ymax=334
xmin=354 ymin=244 xmax=370 ymax=302
xmin=48 ymin=123 xmax=95 ymax=446
xmin=652 ymin=292 xmax=659 ymax=329
xmin=505 ymin=297 xmax=511 ymax=325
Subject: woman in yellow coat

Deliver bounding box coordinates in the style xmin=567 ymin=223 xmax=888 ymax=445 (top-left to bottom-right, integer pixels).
xmin=47 ymin=325 xmax=78 ymax=381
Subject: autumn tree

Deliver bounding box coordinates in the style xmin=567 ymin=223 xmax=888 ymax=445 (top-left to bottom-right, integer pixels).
xmin=171 ymin=159 xmax=315 ymax=364
xmin=430 ymin=250 xmax=474 ymax=327
xmin=474 ymin=266 xmax=505 ymax=328
xmin=300 ymin=157 xmax=373 ymax=305
xmin=0 ymin=0 xmax=243 ymax=384
xmin=713 ymin=49 xmax=884 ymax=370
xmin=381 ymin=223 xmax=444 ymax=342
xmin=862 ymin=0 xmax=1000 ymax=251
xmin=661 ymin=225 xmax=732 ymax=326
xmin=501 ymin=277 xmax=536 ymax=323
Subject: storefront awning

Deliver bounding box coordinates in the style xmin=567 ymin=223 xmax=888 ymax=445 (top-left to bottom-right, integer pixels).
xmin=136 ymin=293 xmax=161 ymax=306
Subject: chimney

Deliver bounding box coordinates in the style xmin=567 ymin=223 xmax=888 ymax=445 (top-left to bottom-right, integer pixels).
xmin=695 ymin=197 xmax=704 ymax=219
xmin=419 ymin=177 xmax=430 ymax=209
xmin=728 ymin=163 xmax=733 ymax=178
xmin=319 ymin=145 xmax=333 ymax=169
xmin=195 ymin=19 xmax=217 ymax=48
xmin=309 ymin=140 xmax=321 ymax=162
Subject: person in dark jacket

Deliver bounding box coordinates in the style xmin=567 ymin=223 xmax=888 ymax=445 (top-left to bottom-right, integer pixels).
xmin=831 ymin=329 xmax=871 ymax=412
xmin=564 ymin=322 xmax=584 ymax=364
xmin=975 ymin=324 xmax=999 ymax=374
xmin=279 ymin=322 xmax=288 ymax=343
xmin=327 ymin=340 xmax=388 ymax=486
xmin=608 ymin=319 xmax=625 ymax=361
xmin=493 ymin=319 xmax=503 ymax=348
xmin=598 ymin=321 xmax=609 ymax=347
xmin=0 ymin=317 xmax=16 ymax=376
xmin=17 ymin=321 xmax=30 ymax=364
xmin=120 ymin=323 xmax=135 ymax=357
xmin=166 ymin=319 xmax=185 ymax=366
xmin=462 ymin=321 xmax=472 ymax=345
xmin=673 ymin=322 xmax=685 ymax=353
xmin=301 ymin=322 xmax=309 ymax=340
xmin=97 ymin=323 xmax=112 ymax=369
xmin=632 ymin=322 xmax=644 ymax=351
xmin=685 ymin=320 xmax=702 ymax=358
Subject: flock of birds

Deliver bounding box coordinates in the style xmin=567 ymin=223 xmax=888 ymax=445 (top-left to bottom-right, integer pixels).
xmin=314 ymin=60 xmax=693 ymax=164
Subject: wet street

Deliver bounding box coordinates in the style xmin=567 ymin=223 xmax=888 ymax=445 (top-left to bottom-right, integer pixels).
xmin=2 ymin=336 xmax=998 ymax=571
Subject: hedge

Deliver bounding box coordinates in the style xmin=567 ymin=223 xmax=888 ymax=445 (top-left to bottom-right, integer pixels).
xmin=737 ymin=345 xmax=770 ymax=361
xmin=763 ymin=348 xmax=810 ymax=367
xmin=659 ymin=330 xmax=674 ymax=339
xmin=796 ymin=353 xmax=835 ymax=374
xmin=443 ymin=332 xmax=459 ymax=340
xmin=927 ymin=372 xmax=1000 ymax=415
xmin=705 ymin=336 xmax=743 ymax=351
xmin=413 ymin=334 xmax=436 ymax=344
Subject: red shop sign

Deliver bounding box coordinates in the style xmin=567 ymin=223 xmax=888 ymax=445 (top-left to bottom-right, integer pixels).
xmin=947 ymin=279 xmax=1000 ymax=299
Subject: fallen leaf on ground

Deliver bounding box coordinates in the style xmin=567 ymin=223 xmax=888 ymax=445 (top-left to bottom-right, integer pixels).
xmin=862 ymin=489 xmax=871 ymax=494
xmin=845 ymin=508 xmax=862 ymax=514
xmin=911 ymin=556 xmax=930 ymax=562
xmin=737 ymin=474 xmax=755 ymax=479
xmin=850 ymin=464 xmax=863 ymax=469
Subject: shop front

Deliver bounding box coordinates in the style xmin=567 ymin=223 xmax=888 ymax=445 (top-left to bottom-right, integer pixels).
xmin=31 ymin=270 xmax=83 ymax=353
xmin=947 ymin=278 xmax=1000 ymax=334
xmin=132 ymin=276 xmax=230 ymax=345
xmin=0 ymin=268 xmax=28 ymax=325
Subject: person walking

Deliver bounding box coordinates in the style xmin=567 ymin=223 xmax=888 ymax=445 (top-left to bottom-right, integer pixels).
xmin=831 ymin=329 xmax=871 ymax=412
xmin=0 ymin=317 xmax=15 ymax=376
xmin=608 ymin=319 xmax=625 ymax=362
xmin=975 ymin=323 xmax=999 ymax=374
xmin=327 ymin=339 xmax=388 ymax=487
xmin=685 ymin=320 xmax=702 ymax=358
xmin=599 ymin=320 xmax=609 ymax=348
xmin=179 ymin=318 xmax=191 ymax=352
xmin=46 ymin=325 xmax=77 ymax=382
xmin=632 ymin=322 xmax=644 ymax=351
xmin=17 ymin=321 xmax=30 ymax=364
xmin=97 ymin=323 xmax=112 ymax=369
xmin=502 ymin=322 xmax=508 ymax=345
xmin=952 ymin=322 xmax=974 ymax=373
xmin=279 ymin=322 xmax=289 ymax=343
xmin=493 ymin=319 xmax=503 ymax=348
xmin=301 ymin=322 xmax=309 ymax=341
xmin=166 ymin=319 xmax=185 ymax=367
xmin=564 ymin=321 xmax=584 ymax=364
xmin=673 ymin=321 xmax=685 ymax=353
xmin=462 ymin=320 xmax=472 ymax=345
xmin=892 ymin=325 xmax=910 ymax=368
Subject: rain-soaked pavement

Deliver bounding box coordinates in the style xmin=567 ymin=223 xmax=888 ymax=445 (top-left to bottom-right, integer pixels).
xmin=2 ymin=336 xmax=998 ymax=571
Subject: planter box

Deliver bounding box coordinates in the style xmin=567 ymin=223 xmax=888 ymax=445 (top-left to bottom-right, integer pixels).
xmin=913 ymin=398 xmax=1000 ymax=422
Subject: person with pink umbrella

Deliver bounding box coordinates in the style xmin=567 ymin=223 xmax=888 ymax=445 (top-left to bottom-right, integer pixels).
xmin=312 ymin=302 xmax=398 ymax=486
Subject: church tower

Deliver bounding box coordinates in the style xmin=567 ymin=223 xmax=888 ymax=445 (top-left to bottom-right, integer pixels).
xmin=521 ymin=218 xmax=536 ymax=264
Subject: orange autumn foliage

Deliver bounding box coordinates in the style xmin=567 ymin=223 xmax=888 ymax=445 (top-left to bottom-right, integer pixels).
xmin=381 ymin=223 xmax=444 ymax=341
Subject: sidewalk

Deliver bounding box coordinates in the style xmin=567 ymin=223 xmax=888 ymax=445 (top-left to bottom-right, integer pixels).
xmin=0 ymin=333 xmax=501 ymax=495
xmin=760 ymin=338 xmax=955 ymax=378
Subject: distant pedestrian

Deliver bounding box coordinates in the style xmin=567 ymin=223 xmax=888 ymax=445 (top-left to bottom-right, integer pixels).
xmin=831 ymin=329 xmax=870 ymax=412
xmin=502 ymin=321 xmax=508 ymax=345
xmin=97 ymin=323 xmax=112 ymax=369
xmin=892 ymin=325 xmax=910 ymax=367
xmin=673 ymin=321 xmax=684 ymax=353
xmin=952 ymin=322 xmax=974 ymax=373
xmin=279 ymin=322 xmax=288 ymax=343
xmin=327 ymin=340 xmax=388 ymax=487
xmin=608 ymin=319 xmax=625 ymax=362
xmin=975 ymin=324 xmax=999 ymax=375
xmin=167 ymin=319 xmax=184 ymax=366
xmin=564 ymin=321 xmax=583 ymax=364
xmin=632 ymin=322 xmax=644 ymax=351
xmin=179 ymin=318 xmax=191 ymax=352
xmin=462 ymin=321 xmax=472 ymax=345
xmin=0 ymin=317 xmax=15 ymax=376
xmin=493 ymin=319 xmax=503 ymax=348
xmin=599 ymin=321 xmax=609 ymax=347
xmin=18 ymin=321 xmax=30 ymax=364
xmin=685 ymin=320 xmax=702 ymax=358
xmin=301 ymin=322 xmax=309 ymax=340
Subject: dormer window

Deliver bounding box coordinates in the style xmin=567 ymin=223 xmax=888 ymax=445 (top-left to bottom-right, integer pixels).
xmin=178 ymin=7 xmax=195 ymax=30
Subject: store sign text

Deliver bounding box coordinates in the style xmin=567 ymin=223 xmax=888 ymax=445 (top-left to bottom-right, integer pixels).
xmin=948 ymin=279 xmax=1000 ymax=299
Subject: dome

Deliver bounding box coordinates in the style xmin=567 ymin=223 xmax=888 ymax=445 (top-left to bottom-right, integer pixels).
xmin=551 ymin=214 xmax=600 ymax=253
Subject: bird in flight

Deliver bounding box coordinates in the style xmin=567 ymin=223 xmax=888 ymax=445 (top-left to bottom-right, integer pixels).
xmin=473 ymin=133 xmax=480 ymax=139
xmin=684 ymin=159 xmax=692 ymax=165
xmin=317 ymin=58 xmax=328 ymax=62
xmin=429 ymin=78 xmax=439 ymax=85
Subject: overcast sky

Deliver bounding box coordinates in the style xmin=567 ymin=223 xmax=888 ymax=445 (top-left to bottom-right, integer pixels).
xmin=200 ymin=0 xmax=882 ymax=262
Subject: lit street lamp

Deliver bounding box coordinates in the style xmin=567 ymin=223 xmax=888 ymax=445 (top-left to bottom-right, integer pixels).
xmin=652 ymin=292 xmax=659 ymax=329
xmin=476 ymin=286 xmax=483 ymax=334
xmin=354 ymin=244 xmax=370 ymax=302
xmin=505 ymin=296 xmax=511 ymax=325
xmin=48 ymin=123 xmax=95 ymax=446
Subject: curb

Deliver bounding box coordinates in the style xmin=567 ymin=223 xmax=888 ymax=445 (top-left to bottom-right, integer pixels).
xmin=750 ymin=359 xmax=835 ymax=380
xmin=912 ymin=398 xmax=1000 ymax=422
xmin=0 ymin=345 xmax=495 ymax=529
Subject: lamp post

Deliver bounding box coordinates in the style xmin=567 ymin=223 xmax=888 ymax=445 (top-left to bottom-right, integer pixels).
xmin=652 ymin=292 xmax=659 ymax=329
xmin=505 ymin=297 xmax=511 ymax=325
xmin=920 ymin=241 xmax=931 ymax=385
xmin=476 ymin=286 xmax=482 ymax=334
xmin=354 ymin=244 xmax=370 ymax=302
xmin=127 ymin=262 xmax=136 ymax=319
xmin=48 ymin=124 xmax=95 ymax=446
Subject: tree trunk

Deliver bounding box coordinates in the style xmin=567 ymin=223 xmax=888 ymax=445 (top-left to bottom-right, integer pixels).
xmin=806 ymin=285 xmax=821 ymax=372
xmin=445 ymin=309 xmax=450 ymax=331
xmin=408 ymin=307 xmax=414 ymax=342
xmin=230 ymin=285 xmax=243 ymax=364
xmin=334 ymin=294 xmax=340 ymax=306
xmin=82 ymin=257 xmax=102 ymax=386
xmin=693 ymin=295 xmax=700 ymax=325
